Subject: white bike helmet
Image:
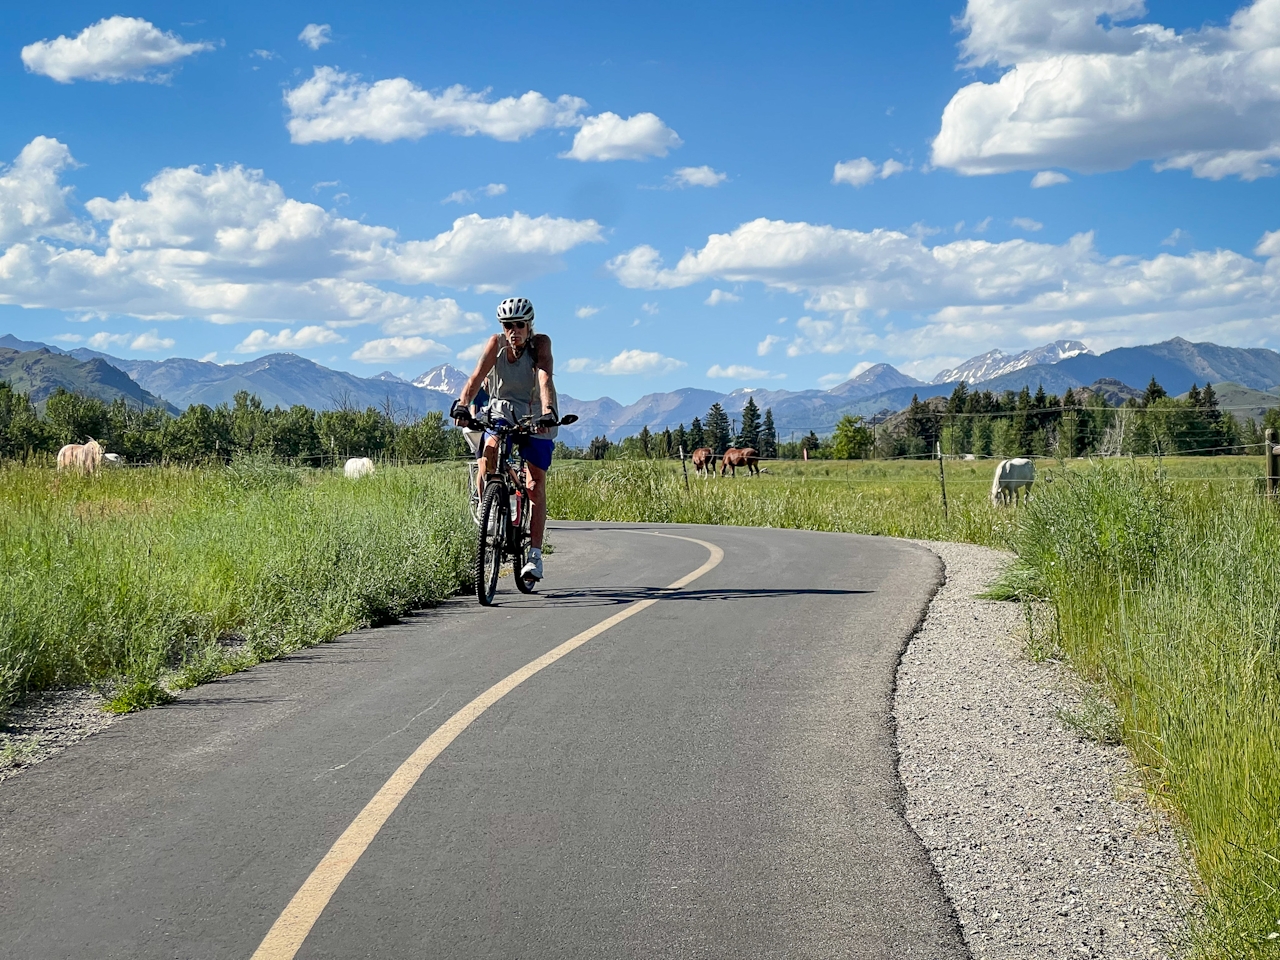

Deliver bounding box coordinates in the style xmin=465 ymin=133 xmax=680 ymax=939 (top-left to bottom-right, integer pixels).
xmin=496 ymin=297 xmax=535 ymax=326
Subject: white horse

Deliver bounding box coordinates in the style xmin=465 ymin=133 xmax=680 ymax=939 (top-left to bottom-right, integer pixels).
xmin=56 ymin=438 xmax=104 ymax=473
xmin=344 ymin=457 xmax=375 ymax=479
xmin=991 ymin=457 xmax=1035 ymax=505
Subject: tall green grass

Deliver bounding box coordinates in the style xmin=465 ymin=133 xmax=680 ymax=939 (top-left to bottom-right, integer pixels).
xmin=548 ymin=458 xmax=1015 ymax=546
xmin=0 ymin=462 xmax=471 ymax=717
xmin=1006 ymin=461 xmax=1280 ymax=958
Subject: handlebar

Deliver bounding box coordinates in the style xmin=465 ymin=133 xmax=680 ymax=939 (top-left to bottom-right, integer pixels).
xmin=455 ymin=409 xmax=578 ymax=434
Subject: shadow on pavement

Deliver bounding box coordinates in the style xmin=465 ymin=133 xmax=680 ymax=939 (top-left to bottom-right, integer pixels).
xmin=531 ymin=586 xmax=871 ymax=608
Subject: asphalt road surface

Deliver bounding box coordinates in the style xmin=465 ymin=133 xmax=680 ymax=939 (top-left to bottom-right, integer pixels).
xmin=1 ymin=522 xmax=966 ymax=960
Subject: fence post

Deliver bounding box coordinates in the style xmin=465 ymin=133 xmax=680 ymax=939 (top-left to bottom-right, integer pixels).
xmin=679 ymin=444 xmax=690 ymax=492
xmin=936 ymin=441 xmax=948 ymax=521
xmin=1268 ymin=429 xmax=1279 ymax=498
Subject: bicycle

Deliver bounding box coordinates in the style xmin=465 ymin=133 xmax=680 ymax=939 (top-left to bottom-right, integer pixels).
xmin=460 ymin=408 xmax=578 ymax=606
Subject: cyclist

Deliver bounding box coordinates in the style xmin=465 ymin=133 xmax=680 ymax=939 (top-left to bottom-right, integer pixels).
xmin=451 ymin=297 xmax=558 ymax=581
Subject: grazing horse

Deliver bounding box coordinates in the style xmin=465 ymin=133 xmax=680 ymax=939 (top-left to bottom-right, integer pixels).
xmin=991 ymin=457 xmax=1035 ymax=505
xmin=721 ymin=447 xmax=760 ymax=478
xmin=56 ymin=438 xmax=104 ymax=474
xmin=344 ymin=456 xmax=375 ymax=479
xmin=690 ymin=446 xmax=716 ymax=478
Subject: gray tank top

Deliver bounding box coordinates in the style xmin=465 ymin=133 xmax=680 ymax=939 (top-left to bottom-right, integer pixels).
xmin=489 ymin=342 xmax=557 ymax=440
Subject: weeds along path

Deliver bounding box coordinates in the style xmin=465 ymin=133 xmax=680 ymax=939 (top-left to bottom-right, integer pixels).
xmin=0 ymin=463 xmax=472 ymax=723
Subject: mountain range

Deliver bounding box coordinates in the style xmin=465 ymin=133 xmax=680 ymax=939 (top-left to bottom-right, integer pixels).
xmin=3 ymin=333 xmax=1278 ymax=445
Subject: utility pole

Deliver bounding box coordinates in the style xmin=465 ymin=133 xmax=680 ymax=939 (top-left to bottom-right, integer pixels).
xmin=679 ymin=444 xmax=690 ymax=492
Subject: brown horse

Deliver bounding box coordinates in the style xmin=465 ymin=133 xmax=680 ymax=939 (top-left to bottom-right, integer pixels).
xmin=690 ymin=446 xmax=716 ymax=478
xmin=56 ymin=438 xmax=104 ymax=474
xmin=721 ymin=447 xmax=760 ymax=477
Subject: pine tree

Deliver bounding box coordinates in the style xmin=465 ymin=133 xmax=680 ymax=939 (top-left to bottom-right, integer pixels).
xmin=673 ymin=422 xmax=689 ymax=454
xmin=1143 ymin=376 xmax=1167 ymax=406
xmin=638 ymin=425 xmax=652 ymax=458
xmin=759 ymin=408 xmax=778 ymax=459
xmin=659 ymin=427 xmax=673 ymax=458
xmin=688 ymin=417 xmax=705 ymax=450
xmin=589 ymin=435 xmax=611 ymax=460
xmin=738 ymin=396 xmax=761 ymax=449
xmin=705 ymin=403 xmax=732 ymax=454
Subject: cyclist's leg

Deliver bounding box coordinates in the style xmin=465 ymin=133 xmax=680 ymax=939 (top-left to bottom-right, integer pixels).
xmin=526 ymin=461 xmax=546 ymax=548
xmin=478 ymin=434 xmax=499 ymax=499
xmin=519 ymin=437 xmax=554 ymax=549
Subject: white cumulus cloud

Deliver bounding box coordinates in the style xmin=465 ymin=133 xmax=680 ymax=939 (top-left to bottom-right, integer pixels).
xmin=0 ymin=138 xmax=602 ymax=336
xmin=1031 ymin=170 xmax=1071 ymax=188
xmin=756 ymin=334 xmax=784 ymax=356
xmin=575 ymin=305 xmax=599 ymax=318
xmin=442 ymin=182 xmax=507 ymax=205
xmin=298 ymin=24 xmax=332 ymax=50
xmin=705 ymin=288 xmax=741 ymax=305
xmin=22 ymin=16 xmax=213 ymax=83
xmin=707 ymin=364 xmax=779 ymax=380
xmin=87 ymin=332 xmax=131 ymax=350
xmin=0 ymin=137 xmax=91 ymax=245
xmin=832 ymin=157 xmax=906 ymax=186
xmin=285 ymin=67 xmax=587 ymax=144
xmin=562 ymin=112 xmax=682 ymax=162
xmin=669 ymin=165 xmax=727 ymax=187
xmin=235 ymin=326 xmax=345 ymax=354
xmin=130 ymin=330 xmax=175 ymax=351
xmin=934 ymin=0 xmax=1280 ymax=180
xmin=606 ymin=214 xmax=1280 ymax=357
xmin=351 ymin=336 xmax=448 ymax=362
xmin=457 ymin=341 xmax=488 ymax=362
xmin=567 ymin=350 xmax=686 ymax=375
xmin=599 ymin=349 xmax=685 ymax=374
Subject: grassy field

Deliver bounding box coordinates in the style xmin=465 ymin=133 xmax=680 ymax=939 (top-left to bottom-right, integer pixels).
xmin=1005 ymin=460 xmax=1280 ymax=959
xmin=550 ymin=453 xmax=1275 ymax=959
xmin=0 ymin=460 xmax=471 ymax=719
xmin=549 ymin=453 xmax=1263 ymax=548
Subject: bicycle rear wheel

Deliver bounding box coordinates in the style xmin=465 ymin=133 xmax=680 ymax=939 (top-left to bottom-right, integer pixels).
xmin=475 ymin=485 xmax=506 ymax=606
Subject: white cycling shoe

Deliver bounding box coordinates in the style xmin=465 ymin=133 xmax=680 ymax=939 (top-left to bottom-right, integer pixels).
xmin=521 ymin=547 xmax=544 ymax=581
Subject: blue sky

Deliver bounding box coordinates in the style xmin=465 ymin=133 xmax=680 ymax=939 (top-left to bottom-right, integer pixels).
xmin=3 ymin=0 xmax=1279 ymax=402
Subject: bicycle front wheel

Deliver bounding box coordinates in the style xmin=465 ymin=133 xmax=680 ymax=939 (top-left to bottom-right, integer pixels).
xmin=475 ymin=485 xmax=506 ymax=606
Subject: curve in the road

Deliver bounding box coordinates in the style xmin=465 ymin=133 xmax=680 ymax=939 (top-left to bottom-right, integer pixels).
xmin=251 ymin=532 xmax=725 ymax=960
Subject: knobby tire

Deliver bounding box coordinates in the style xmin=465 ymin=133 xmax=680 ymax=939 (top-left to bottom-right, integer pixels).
xmin=476 ymin=484 xmax=506 ymax=606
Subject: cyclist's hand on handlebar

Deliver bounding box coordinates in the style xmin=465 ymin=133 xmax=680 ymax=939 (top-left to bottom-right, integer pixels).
xmin=535 ymin=411 xmax=558 ymax=433
xmin=450 ymin=399 xmax=473 ymax=426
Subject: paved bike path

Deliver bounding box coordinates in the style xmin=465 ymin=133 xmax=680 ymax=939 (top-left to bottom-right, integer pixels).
xmin=0 ymin=523 xmax=965 ymax=959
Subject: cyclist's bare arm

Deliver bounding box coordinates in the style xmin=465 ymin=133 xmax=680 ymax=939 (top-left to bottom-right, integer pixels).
xmin=532 ymin=334 xmax=556 ymax=426
xmin=455 ymin=335 xmax=504 ymax=420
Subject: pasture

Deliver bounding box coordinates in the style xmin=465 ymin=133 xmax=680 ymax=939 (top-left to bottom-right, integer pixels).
xmin=550 ymin=452 xmax=1276 ymax=959
xmin=0 ymin=460 xmax=471 ymax=719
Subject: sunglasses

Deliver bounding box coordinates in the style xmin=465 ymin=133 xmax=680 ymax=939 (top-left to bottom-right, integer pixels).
xmin=501 ymin=320 xmax=527 ymax=330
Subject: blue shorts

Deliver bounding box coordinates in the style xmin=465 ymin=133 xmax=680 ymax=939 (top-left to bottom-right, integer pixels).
xmin=484 ymin=432 xmax=554 ymax=471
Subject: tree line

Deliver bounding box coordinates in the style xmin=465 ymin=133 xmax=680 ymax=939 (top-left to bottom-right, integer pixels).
xmin=560 ymin=397 xmax=785 ymax=461
xmin=0 ymin=383 xmax=469 ymax=464
xmin=567 ymin=378 xmax=1279 ymax=463
xmin=891 ymin=378 xmax=1267 ymax=459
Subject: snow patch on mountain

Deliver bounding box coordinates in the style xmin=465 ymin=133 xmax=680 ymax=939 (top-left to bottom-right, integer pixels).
xmin=413 ymin=364 xmax=469 ymax=394
xmin=931 ymin=340 xmax=1092 ymax=385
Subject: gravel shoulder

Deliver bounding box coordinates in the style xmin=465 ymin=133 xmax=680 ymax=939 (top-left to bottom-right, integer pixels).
xmin=897 ymin=540 xmax=1194 ymax=959
xmin=0 ymin=687 xmax=120 ymax=783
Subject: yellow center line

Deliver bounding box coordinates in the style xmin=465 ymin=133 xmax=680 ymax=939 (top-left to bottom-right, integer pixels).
xmin=250 ymin=532 xmax=724 ymax=960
